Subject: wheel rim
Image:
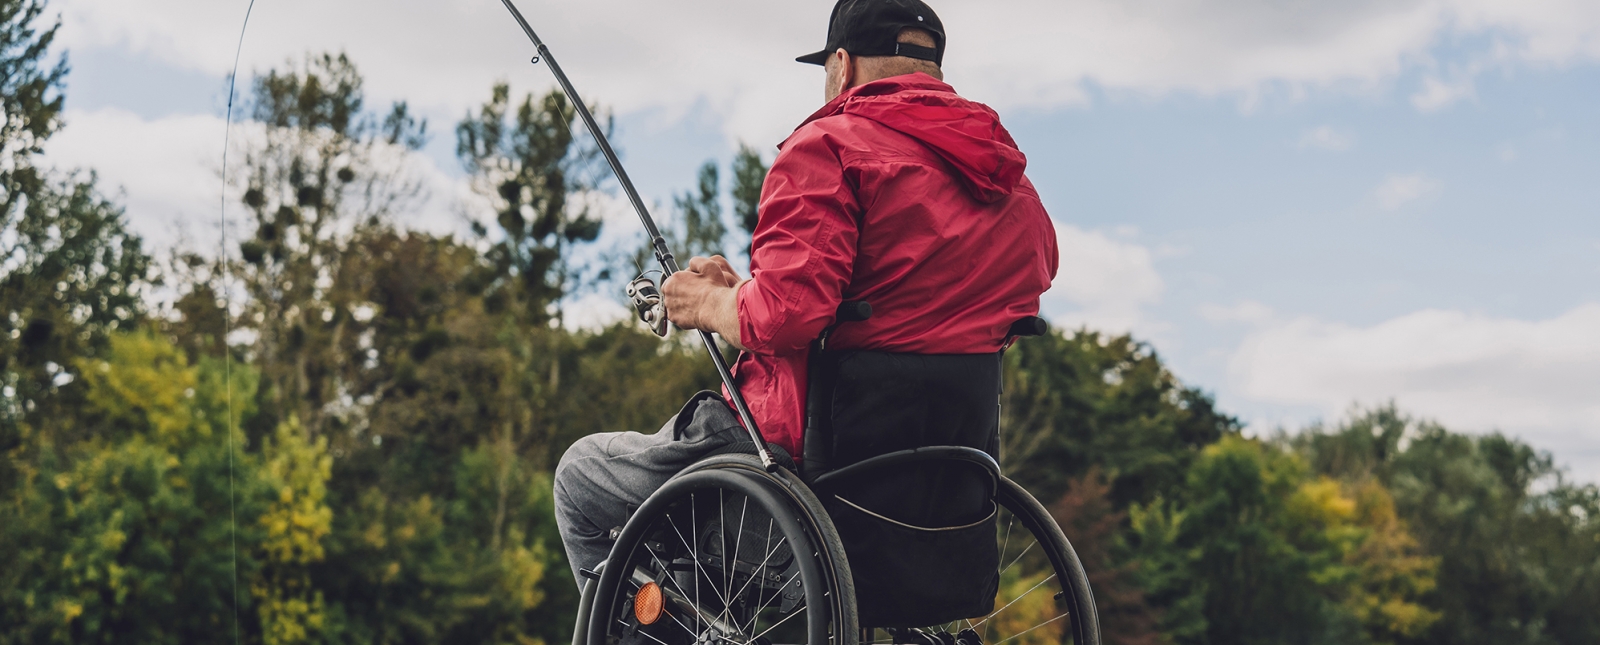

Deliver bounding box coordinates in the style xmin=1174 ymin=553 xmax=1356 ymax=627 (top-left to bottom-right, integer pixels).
xmin=860 ymin=479 xmax=1099 ymax=645
xmin=589 ymin=468 xmax=841 ymax=645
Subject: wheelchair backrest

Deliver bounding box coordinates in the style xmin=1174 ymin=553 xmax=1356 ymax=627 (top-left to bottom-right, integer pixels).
xmin=799 ymin=303 xmax=1048 ymax=627
xmin=803 ymin=350 xmax=1002 ymax=527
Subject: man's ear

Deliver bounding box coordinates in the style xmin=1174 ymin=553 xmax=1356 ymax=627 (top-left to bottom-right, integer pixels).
xmin=833 ymin=48 xmax=854 ymax=94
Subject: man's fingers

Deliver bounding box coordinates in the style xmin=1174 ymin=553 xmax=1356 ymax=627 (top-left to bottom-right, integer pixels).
xmin=687 ymin=256 xmax=715 ymax=274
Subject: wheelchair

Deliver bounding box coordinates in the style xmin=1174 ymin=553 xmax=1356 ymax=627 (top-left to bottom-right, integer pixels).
xmin=571 ymin=303 xmax=1101 ymax=645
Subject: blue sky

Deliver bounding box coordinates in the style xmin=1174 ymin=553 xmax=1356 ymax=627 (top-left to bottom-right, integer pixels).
xmin=40 ymin=0 xmax=1600 ymax=479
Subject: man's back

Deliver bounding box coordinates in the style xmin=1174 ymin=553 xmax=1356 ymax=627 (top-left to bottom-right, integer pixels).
xmin=733 ymin=73 xmax=1058 ymax=457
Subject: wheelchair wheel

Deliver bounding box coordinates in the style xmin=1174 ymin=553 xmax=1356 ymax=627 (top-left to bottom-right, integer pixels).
xmin=862 ymin=476 xmax=1101 ymax=645
xmin=587 ymin=455 xmax=858 ymax=645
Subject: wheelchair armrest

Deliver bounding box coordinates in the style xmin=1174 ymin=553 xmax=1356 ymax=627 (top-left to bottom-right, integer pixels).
xmin=1008 ymin=316 xmax=1048 ymax=338
xmin=837 ymin=300 xmax=873 ymax=323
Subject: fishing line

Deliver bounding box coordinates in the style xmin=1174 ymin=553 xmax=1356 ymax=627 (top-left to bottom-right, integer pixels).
xmin=219 ymin=2 xmax=258 ymax=644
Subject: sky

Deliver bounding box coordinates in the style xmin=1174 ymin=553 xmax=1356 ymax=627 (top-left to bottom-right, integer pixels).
xmin=38 ymin=0 xmax=1600 ymax=480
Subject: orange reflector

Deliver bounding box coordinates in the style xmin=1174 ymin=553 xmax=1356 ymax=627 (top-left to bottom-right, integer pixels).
xmin=634 ymin=581 xmax=665 ymax=625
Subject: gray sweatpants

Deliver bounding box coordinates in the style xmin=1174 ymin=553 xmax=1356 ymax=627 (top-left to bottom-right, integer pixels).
xmin=553 ymin=395 xmax=744 ymax=588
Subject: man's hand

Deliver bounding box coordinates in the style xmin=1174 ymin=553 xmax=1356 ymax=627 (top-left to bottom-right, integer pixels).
xmin=662 ymin=255 xmax=748 ymax=350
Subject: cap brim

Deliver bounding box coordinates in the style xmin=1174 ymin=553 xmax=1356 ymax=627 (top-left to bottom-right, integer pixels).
xmin=795 ymin=49 xmax=829 ymax=65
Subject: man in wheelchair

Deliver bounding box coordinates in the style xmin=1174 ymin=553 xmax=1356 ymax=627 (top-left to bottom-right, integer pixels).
xmin=555 ymin=0 xmax=1072 ymax=641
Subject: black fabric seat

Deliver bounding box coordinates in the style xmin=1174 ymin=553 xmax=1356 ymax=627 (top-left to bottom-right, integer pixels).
xmin=803 ymin=348 xmax=1004 ymax=628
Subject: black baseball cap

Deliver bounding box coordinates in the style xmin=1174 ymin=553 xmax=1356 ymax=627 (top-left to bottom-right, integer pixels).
xmin=796 ymin=0 xmax=946 ymax=67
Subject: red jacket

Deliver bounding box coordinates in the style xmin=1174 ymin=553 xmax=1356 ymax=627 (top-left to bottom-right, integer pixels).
xmin=730 ymin=73 xmax=1058 ymax=458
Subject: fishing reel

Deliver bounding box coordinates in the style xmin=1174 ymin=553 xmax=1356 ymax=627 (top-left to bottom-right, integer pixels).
xmin=626 ymin=271 xmax=669 ymax=337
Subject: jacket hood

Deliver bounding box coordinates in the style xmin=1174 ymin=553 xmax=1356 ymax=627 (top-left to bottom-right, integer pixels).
xmin=788 ymin=73 xmax=1027 ymax=203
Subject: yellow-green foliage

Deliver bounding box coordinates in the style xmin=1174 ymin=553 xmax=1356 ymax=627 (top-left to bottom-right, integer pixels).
xmin=2 ymin=330 xmax=266 ymax=643
xmin=254 ymin=417 xmax=334 ymax=644
xmin=259 ymin=417 xmax=333 ymax=565
xmin=1286 ymin=476 xmax=1441 ymax=643
xmin=1343 ymin=481 xmax=1441 ymax=642
xmin=988 ymin=569 xmax=1064 ymax=645
xmin=77 ymin=331 xmax=198 ymax=443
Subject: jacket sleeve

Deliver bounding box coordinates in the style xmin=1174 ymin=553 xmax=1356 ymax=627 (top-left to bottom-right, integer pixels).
xmin=736 ymin=128 xmax=860 ymax=356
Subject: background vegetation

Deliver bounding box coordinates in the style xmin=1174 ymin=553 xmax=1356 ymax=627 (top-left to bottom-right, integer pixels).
xmin=2 ymin=1 xmax=1597 ymax=642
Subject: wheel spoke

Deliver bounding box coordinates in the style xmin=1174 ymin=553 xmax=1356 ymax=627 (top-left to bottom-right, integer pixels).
xmin=640 ymin=547 xmax=703 ymax=636
xmin=991 ymin=611 xmax=1071 ymax=645
xmin=722 ymin=494 xmax=748 ymax=627
xmin=728 ymin=519 xmax=780 ymax=626
xmin=667 ymin=502 xmax=731 ymax=612
xmin=998 ymin=539 xmax=1036 ymax=579
xmin=971 ymin=572 xmax=1057 ymax=631
xmin=691 ymin=492 xmax=701 ymax=636
xmin=739 ymin=567 xmax=799 ymax=635
xmin=750 ymin=602 xmax=807 ymax=641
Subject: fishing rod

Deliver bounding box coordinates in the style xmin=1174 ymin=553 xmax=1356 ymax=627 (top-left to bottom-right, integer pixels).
xmin=497 ymin=0 xmax=780 ymax=472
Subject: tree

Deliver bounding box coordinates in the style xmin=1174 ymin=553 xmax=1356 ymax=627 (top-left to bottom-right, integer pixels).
xmin=1048 ymin=469 xmax=1165 ymax=645
xmin=672 ymin=160 xmax=727 ymax=259
xmin=1000 ymin=329 xmax=1238 ymax=510
xmin=730 ymin=142 xmax=768 ymax=257
xmin=0 ymin=331 xmax=268 ymax=644
xmin=0 ymin=0 xmax=63 ymax=187
xmin=230 ymin=52 xmax=428 ymax=443
xmin=456 ymin=82 xmax=606 ymax=328
xmin=1 ymin=176 xmax=151 ymax=443
xmin=1 ymin=0 xmax=151 ymax=561
xmin=1295 ymin=406 xmax=1600 ymax=644
xmin=1121 ymin=434 xmax=1441 ymax=645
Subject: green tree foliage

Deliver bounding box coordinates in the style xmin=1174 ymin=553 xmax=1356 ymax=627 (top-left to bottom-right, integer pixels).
xmin=1294 ymin=406 xmax=1600 ymax=644
xmin=671 ymin=161 xmax=727 ymax=259
xmin=1001 ymin=329 xmax=1239 ymax=509
xmin=1 ymin=176 xmax=151 ymax=441
xmin=456 ymin=82 xmax=606 ymax=327
xmin=0 ymin=0 xmax=145 ymax=428
xmin=1 ymin=0 xmax=152 ymax=582
xmin=730 ymin=142 xmax=768 ymax=257
xmin=231 ymin=52 xmax=428 ymax=442
xmin=1047 ymin=469 xmax=1165 ymax=645
xmin=1121 ymin=435 xmax=1440 ymax=645
xmin=0 ymin=0 xmax=63 ymax=180
xmin=0 ymin=331 xmax=268 ymax=644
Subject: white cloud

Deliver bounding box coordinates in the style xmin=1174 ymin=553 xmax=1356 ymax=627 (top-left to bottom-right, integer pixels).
xmin=45 ymin=108 xmax=223 ymax=250
xmin=1228 ymin=304 xmax=1600 ymax=478
xmin=43 ymin=108 xmax=475 ymax=252
xmin=1374 ymin=173 xmax=1439 ymax=210
xmin=1411 ymin=74 xmax=1477 ymax=111
xmin=1041 ymin=223 xmax=1164 ymax=334
xmin=1199 ymin=300 xmax=1275 ymax=324
xmin=1298 ymin=125 xmax=1353 ymax=151
xmin=50 ymin=0 xmax=1600 ymax=147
